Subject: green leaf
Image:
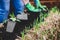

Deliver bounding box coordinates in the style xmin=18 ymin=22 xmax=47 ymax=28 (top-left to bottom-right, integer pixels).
xmin=10 ymin=18 xmax=16 ymax=22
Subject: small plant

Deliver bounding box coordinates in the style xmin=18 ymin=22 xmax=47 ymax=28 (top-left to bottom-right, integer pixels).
xmin=10 ymin=12 xmax=20 ymax=22
xmin=51 ymin=7 xmax=58 ymax=13
xmin=21 ymin=31 xmax=25 ymax=40
xmin=24 ymin=26 xmax=30 ymax=33
xmin=6 ymin=12 xmax=20 ymax=32
xmin=34 ymin=18 xmax=40 ymax=32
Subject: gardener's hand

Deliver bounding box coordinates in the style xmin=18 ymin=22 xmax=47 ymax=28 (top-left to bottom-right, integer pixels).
xmin=22 ymin=0 xmax=29 ymax=5
xmin=40 ymin=5 xmax=48 ymax=12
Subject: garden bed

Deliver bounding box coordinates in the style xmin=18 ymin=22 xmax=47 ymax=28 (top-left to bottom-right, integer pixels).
xmin=15 ymin=7 xmax=60 ymax=40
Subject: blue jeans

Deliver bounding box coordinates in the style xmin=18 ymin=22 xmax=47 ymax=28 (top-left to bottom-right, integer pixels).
xmin=0 ymin=0 xmax=24 ymax=23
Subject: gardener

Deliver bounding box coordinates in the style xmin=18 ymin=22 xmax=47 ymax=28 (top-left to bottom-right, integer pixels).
xmin=0 ymin=0 xmax=27 ymax=27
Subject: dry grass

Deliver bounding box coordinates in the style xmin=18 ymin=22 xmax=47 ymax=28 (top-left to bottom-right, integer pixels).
xmin=15 ymin=8 xmax=60 ymax=40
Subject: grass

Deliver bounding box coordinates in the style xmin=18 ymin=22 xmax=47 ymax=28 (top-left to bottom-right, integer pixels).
xmin=20 ymin=7 xmax=60 ymax=40
xmin=21 ymin=7 xmax=48 ymax=40
xmin=21 ymin=31 xmax=25 ymax=40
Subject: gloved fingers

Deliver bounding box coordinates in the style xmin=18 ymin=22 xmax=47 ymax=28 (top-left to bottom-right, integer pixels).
xmin=42 ymin=5 xmax=47 ymax=8
xmin=42 ymin=8 xmax=48 ymax=13
xmin=40 ymin=5 xmax=48 ymax=12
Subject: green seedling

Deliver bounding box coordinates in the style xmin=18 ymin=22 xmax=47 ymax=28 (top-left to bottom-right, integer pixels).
xmin=24 ymin=26 xmax=30 ymax=33
xmin=10 ymin=12 xmax=20 ymax=22
xmin=32 ymin=18 xmax=40 ymax=32
xmin=51 ymin=7 xmax=58 ymax=13
xmin=21 ymin=31 xmax=25 ymax=40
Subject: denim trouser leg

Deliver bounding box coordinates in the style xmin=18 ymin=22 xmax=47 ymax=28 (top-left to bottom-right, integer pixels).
xmin=0 ymin=0 xmax=10 ymax=23
xmin=12 ymin=0 xmax=24 ymax=16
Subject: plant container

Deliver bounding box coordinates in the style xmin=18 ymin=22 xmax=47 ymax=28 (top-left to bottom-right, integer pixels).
xmin=6 ymin=20 xmax=16 ymax=33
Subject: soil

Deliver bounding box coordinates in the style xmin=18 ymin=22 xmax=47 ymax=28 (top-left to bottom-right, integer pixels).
xmin=0 ymin=12 xmax=40 ymax=40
